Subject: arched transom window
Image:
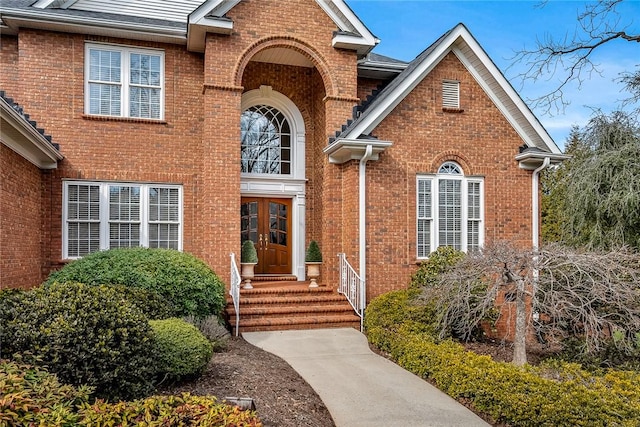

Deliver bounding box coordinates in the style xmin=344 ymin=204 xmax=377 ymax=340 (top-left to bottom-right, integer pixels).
xmin=416 ymin=161 xmax=483 ymax=257
xmin=241 ymin=105 xmax=291 ymax=175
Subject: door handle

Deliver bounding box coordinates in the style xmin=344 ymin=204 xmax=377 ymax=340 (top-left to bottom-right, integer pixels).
xmin=259 ymin=234 xmax=263 ymax=250
xmin=265 ymin=233 xmax=269 ymax=249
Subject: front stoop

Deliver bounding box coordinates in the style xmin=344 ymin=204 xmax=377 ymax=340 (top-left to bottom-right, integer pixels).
xmin=226 ymin=281 xmax=361 ymax=334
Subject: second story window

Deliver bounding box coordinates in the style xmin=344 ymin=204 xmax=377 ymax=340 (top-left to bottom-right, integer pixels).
xmin=85 ymin=43 xmax=164 ymax=120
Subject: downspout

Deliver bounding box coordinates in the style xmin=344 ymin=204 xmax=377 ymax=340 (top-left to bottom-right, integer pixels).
xmin=359 ymin=144 xmax=374 ymax=313
xmin=532 ymin=157 xmax=551 ymax=250
xmin=531 ymin=156 xmax=551 ymax=326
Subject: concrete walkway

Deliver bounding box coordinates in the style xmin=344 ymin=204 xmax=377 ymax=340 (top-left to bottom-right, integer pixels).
xmin=243 ymin=328 xmax=489 ymax=427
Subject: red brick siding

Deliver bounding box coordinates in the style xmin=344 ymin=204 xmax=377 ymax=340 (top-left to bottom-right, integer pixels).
xmin=0 ymin=36 xmax=19 ymax=91
xmin=354 ymin=52 xmax=534 ymax=301
xmin=1 ymin=144 xmax=44 ymax=289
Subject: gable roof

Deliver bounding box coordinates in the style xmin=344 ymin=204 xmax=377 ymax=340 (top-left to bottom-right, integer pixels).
xmin=3 ymin=0 xmax=378 ymax=54
xmin=0 ymin=90 xmax=63 ymax=169
xmin=333 ymin=23 xmax=562 ymax=156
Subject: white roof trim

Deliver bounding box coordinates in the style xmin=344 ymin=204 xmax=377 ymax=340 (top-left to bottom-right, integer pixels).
xmin=515 ymin=150 xmax=570 ymax=170
xmin=187 ymin=0 xmax=236 ymax=52
xmin=1 ymin=10 xmax=186 ymax=45
xmin=323 ymin=138 xmax=392 ymax=164
xmin=343 ymin=24 xmax=561 ymax=155
xmin=32 ymin=0 xmax=58 ymax=8
xmin=1 ymin=97 xmax=63 ymax=169
xmin=315 ymin=0 xmax=378 ymax=54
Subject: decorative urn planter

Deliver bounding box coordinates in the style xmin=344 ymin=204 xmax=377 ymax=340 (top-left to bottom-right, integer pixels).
xmin=305 ymin=240 xmax=323 ymax=288
xmin=241 ymin=240 xmax=258 ymax=290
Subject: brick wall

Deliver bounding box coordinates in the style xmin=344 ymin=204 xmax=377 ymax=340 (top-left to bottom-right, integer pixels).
xmin=354 ymin=52 xmax=534 ymax=301
xmin=1 ymin=2 xmax=538 ymax=315
xmin=0 ymin=144 xmax=44 ymax=289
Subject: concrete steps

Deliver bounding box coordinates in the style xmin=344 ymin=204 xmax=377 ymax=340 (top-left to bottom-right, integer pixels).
xmin=226 ymin=281 xmax=361 ymax=334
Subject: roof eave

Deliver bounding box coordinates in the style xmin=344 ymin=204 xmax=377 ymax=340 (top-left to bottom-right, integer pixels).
xmin=332 ymin=33 xmax=377 ymax=56
xmin=1 ymin=9 xmax=187 ymax=45
xmin=187 ymin=17 xmax=233 ymax=53
xmin=323 ymin=138 xmax=392 ymax=164
xmin=1 ymin=97 xmax=63 ymax=169
xmin=515 ymin=151 xmax=570 ymax=170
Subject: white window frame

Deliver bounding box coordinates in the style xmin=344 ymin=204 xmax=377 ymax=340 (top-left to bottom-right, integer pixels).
xmin=84 ymin=43 xmax=165 ymax=120
xmin=416 ymin=163 xmax=484 ymax=258
xmin=63 ymin=181 xmax=183 ymax=259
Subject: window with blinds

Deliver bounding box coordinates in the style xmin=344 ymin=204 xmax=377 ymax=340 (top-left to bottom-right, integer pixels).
xmin=417 ymin=162 xmax=483 ymax=258
xmin=86 ymin=44 xmax=163 ymax=119
xmin=442 ymin=80 xmax=460 ymax=109
xmin=63 ymin=182 xmax=181 ymax=258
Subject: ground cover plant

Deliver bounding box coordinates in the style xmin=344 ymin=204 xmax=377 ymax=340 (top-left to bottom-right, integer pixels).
xmin=45 ymin=247 xmax=226 ymax=318
xmin=0 ymin=359 xmax=262 ymax=427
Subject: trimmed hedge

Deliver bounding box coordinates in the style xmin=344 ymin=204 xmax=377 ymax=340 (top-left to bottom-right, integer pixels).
xmin=365 ymin=291 xmax=640 ymax=426
xmin=0 ymin=359 xmax=92 ymax=427
xmin=45 ymin=248 xmax=226 ymax=318
xmin=78 ymin=393 xmax=262 ymax=426
xmin=151 ymin=318 xmax=214 ymax=380
xmin=0 ymin=282 xmax=157 ymax=401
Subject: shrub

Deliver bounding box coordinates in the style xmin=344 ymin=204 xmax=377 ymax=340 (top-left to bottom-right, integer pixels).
xmin=0 ymin=359 xmax=92 ymax=427
xmin=111 ymin=284 xmax=176 ymax=320
xmin=78 ymin=393 xmax=262 ymax=426
xmin=0 ymin=282 xmax=157 ymax=400
xmin=409 ymin=246 xmax=465 ymax=289
xmin=364 ymin=289 xmax=439 ymax=352
xmin=241 ymin=240 xmax=258 ymax=264
xmin=365 ymin=292 xmax=640 ymax=426
xmin=151 ymin=318 xmax=214 ymax=380
xmin=305 ymin=240 xmax=322 ymax=262
xmin=183 ymin=315 xmax=230 ymax=352
xmin=45 ymin=247 xmax=226 ymax=318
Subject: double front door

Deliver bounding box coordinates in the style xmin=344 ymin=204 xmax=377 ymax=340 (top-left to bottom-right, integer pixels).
xmin=241 ymin=197 xmax=292 ymax=275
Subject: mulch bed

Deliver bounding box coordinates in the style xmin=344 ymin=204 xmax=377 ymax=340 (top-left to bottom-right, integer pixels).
xmin=160 ymin=337 xmax=335 ymax=427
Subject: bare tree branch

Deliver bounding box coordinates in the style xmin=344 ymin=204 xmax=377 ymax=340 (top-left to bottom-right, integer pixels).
xmin=511 ymin=0 xmax=639 ymax=115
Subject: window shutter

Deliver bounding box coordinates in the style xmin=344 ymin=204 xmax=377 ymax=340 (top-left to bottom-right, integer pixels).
xmin=442 ymin=80 xmax=460 ymax=109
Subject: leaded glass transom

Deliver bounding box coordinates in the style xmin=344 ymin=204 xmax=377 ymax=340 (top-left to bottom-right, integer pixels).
xmin=241 ymin=105 xmax=291 ymax=175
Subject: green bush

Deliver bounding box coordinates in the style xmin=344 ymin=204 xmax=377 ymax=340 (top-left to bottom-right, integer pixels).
xmin=0 ymin=282 xmax=157 ymax=401
xmin=365 ymin=292 xmax=640 ymax=426
xmin=305 ymin=240 xmax=323 ymax=262
xmin=364 ymin=289 xmax=440 ymax=353
xmin=78 ymin=393 xmax=262 ymax=426
xmin=151 ymin=318 xmax=214 ymax=380
xmin=241 ymin=240 xmax=258 ymax=264
xmin=45 ymin=247 xmax=226 ymax=318
xmin=0 ymin=359 xmax=92 ymax=427
xmin=409 ymin=246 xmax=465 ymax=289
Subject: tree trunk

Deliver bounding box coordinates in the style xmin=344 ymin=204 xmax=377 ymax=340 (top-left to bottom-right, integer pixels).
xmin=513 ymin=278 xmax=528 ymax=366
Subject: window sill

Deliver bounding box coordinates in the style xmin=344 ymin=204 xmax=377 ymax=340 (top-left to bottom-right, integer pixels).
xmin=442 ymin=107 xmax=464 ymax=113
xmin=82 ymin=115 xmax=167 ymax=124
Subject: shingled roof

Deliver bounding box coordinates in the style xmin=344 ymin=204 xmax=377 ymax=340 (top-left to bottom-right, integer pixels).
xmin=1 ymin=90 xmax=63 ymax=168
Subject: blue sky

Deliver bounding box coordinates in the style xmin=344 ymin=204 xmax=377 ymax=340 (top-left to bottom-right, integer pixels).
xmin=347 ymin=0 xmax=640 ymax=149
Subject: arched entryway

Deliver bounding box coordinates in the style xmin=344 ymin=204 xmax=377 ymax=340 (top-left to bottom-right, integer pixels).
xmin=240 ymin=86 xmax=307 ymax=279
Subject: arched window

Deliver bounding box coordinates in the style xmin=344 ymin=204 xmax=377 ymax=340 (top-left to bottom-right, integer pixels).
xmin=241 ymin=105 xmax=291 ymax=175
xmin=417 ymin=162 xmax=483 ymax=257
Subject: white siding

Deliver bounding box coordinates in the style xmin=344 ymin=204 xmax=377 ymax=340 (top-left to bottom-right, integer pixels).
xmin=69 ymin=0 xmax=203 ymax=23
